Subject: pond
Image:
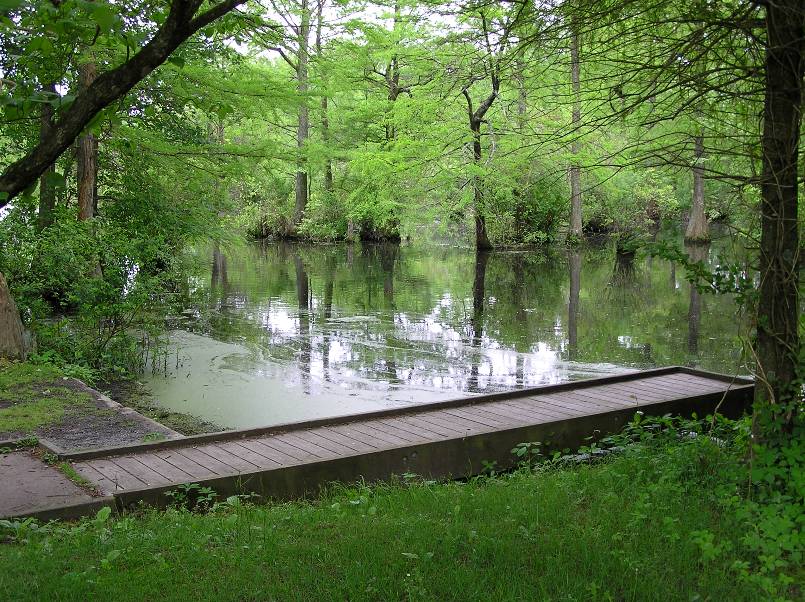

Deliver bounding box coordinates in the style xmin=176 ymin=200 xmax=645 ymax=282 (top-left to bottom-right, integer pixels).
xmin=143 ymin=235 xmax=750 ymax=429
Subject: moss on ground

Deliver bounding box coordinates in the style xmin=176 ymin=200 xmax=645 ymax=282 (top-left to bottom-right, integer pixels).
xmin=0 ymin=362 xmax=98 ymax=435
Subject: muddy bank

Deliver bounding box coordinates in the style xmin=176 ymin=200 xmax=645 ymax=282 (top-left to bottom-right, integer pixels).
xmin=99 ymin=378 xmax=225 ymax=436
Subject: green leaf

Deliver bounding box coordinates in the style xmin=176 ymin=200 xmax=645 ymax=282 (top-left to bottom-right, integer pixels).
xmin=168 ymin=56 xmax=186 ymax=69
xmin=95 ymin=506 xmax=112 ymax=522
xmin=91 ymin=4 xmax=117 ymax=33
xmin=44 ymin=171 xmax=66 ymax=189
xmin=0 ymin=0 xmax=25 ymax=11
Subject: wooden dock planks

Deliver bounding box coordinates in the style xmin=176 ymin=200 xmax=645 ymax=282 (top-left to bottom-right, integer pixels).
xmin=61 ymin=367 xmax=752 ymax=512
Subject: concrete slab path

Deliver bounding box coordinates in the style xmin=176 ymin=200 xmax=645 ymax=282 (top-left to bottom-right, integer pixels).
xmin=0 ymin=451 xmax=110 ymax=521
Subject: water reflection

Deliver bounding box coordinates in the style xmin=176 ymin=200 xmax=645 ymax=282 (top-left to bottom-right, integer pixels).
xmin=144 ymin=239 xmax=748 ymax=428
xmin=685 ymin=242 xmax=709 ymax=362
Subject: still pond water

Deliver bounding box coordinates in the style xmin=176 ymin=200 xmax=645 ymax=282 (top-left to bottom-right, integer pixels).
xmin=144 ymin=237 xmax=749 ymax=429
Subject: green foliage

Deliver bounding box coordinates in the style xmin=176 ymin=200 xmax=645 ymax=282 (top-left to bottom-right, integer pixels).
xmin=1 ymin=424 xmax=799 ymax=600
xmin=165 ymin=483 xmax=218 ymax=513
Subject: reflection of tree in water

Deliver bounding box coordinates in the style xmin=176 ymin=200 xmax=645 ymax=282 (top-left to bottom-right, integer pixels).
xmin=468 ymin=250 xmax=489 ymax=392
xmin=211 ymin=244 xmax=228 ymax=291
xmin=321 ymin=252 xmax=335 ymax=382
xmin=294 ymin=252 xmax=311 ymax=393
xmin=685 ymin=242 xmax=709 ymax=364
xmin=377 ymin=243 xmax=400 ymax=382
xmin=606 ymin=245 xmax=655 ymax=364
xmin=567 ymin=249 xmax=581 ymax=362
xmin=180 ymin=237 xmax=746 ymax=400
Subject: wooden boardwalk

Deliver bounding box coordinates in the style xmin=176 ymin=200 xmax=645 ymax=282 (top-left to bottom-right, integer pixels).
xmin=31 ymin=367 xmax=753 ymax=518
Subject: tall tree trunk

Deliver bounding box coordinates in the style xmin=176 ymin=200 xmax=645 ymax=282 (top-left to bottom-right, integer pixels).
xmin=755 ymin=0 xmax=803 ymax=428
xmin=0 ymin=272 xmax=27 ymax=360
xmin=315 ymin=0 xmax=333 ymax=195
xmin=76 ymin=61 xmax=98 ymax=221
xmin=568 ymin=27 xmax=583 ymax=240
xmin=685 ymin=135 xmax=709 ymax=242
xmin=37 ymin=82 xmax=57 ymax=231
xmin=383 ymin=1 xmax=402 ymax=143
xmin=292 ymin=0 xmax=311 ymax=231
xmin=472 ymin=121 xmax=493 ymax=251
xmin=514 ymin=60 xmax=527 ymax=243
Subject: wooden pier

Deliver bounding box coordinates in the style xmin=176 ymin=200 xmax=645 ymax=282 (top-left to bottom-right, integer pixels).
xmin=8 ymin=367 xmax=754 ymax=520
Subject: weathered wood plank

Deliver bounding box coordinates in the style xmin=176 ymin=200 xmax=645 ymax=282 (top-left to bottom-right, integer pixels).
xmin=314 ymin=427 xmax=381 ymax=452
xmin=108 ymin=457 xmax=171 ymax=487
xmin=175 ymin=447 xmax=233 ymax=476
xmin=71 ymin=461 xmax=124 ymax=494
xmin=294 ymin=430 xmax=357 ymax=456
xmin=153 ymin=450 xmax=217 ymax=480
xmin=257 ymin=436 xmax=319 ymax=462
xmin=348 ymin=423 xmax=410 ymax=447
xmin=136 ymin=453 xmax=197 ymax=482
xmin=220 ymin=441 xmax=282 ymax=469
xmin=237 ymin=439 xmax=296 ymax=466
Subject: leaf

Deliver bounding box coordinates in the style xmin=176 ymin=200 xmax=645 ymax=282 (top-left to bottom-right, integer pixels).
xmin=44 ymin=171 xmax=66 ymax=189
xmin=91 ymin=4 xmax=117 ymax=33
xmin=0 ymin=0 xmax=24 ymax=11
xmin=95 ymin=506 xmax=112 ymax=522
xmin=168 ymin=56 xmax=186 ymax=69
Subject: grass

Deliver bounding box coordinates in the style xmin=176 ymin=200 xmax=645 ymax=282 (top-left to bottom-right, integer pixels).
xmin=0 ymin=362 xmax=95 ymax=434
xmin=56 ymin=462 xmax=96 ymax=492
xmin=0 ymin=435 xmax=785 ymax=602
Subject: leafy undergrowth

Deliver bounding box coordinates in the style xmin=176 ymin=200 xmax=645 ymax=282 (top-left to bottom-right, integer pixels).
xmin=1 ymin=417 xmax=800 ymax=602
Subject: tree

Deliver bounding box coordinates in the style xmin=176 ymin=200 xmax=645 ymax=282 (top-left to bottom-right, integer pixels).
xmin=37 ymin=82 xmax=57 ymax=230
xmin=0 ymin=0 xmax=249 ymax=205
xmin=568 ymin=17 xmax=582 ymax=240
xmin=755 ymin=0 xmax=802 ymax=429
xmin=263 ymin=0 xmax=314 ymax=234
xmin=684 ymin=133 xmax=708 ymax=242
xmin=459 ymin=9 xmax=511 ymax=251
xmin=76 ymin=60 xmax=98 ymax=221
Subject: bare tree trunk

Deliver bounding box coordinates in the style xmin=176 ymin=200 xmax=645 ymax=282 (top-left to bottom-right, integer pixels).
xmin=292 ymin=0 xmax=311 ymax=231
xmin=568 ymin=27 xmax=583 ymax=240
xmin=685 ymin=135 xmax=709 ymax=242
xmin=471 ymin=121 xmax=493 ymax=251
xmin=37 ymin=82 xmax=57 ymax=231
xmin=755 ymin=0 xmax=802 ymax=429
xmin=77 ymin=61 xmax=98 ymax=221
xmin=315 ymin=0 xmax=333 ymax=195
xmin=514 ymin=60 xmax=527 ymax=242
xmin=0 ymin=272 xmax=27 ymax=360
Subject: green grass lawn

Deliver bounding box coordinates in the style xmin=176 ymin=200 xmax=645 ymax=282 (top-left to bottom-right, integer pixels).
xmin=2 ymin=433 xmax=790 ymax=602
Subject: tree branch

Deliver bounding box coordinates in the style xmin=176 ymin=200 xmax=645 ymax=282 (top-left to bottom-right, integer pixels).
xmin=0 ymin=0 xmax=247 ymax=204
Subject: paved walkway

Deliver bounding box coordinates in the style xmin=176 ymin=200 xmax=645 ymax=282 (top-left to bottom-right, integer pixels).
xmin=0 ymin=451 xmax=110 ymax=520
